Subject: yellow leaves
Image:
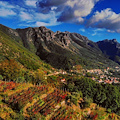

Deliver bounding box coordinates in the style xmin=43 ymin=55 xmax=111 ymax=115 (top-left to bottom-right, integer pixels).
xmin=0 ymin=103 xmax=16 ymax=120
xmin=33 ymin=69 xmax=46 ymax=83
xmin=74 ymin=65 xmax=82 ymax=70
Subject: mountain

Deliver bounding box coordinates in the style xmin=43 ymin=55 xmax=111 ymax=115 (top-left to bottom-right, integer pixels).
xmin=0 ymin=24 xmax=119 ymax=70
xmin=15 ymin=26 xmax=118 ymax=69
xmin=97 ymin=39 xmax=120 ymax=64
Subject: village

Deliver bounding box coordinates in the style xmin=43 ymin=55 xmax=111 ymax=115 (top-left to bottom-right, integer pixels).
xmin=46 ymin=66 xmax=120 ymax=85
xmin=86 ymin=67 xmax=120 ymax=84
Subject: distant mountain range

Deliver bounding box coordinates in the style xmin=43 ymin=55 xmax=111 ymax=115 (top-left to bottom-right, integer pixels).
xmin=0 ymin=24 xmax=120 ymax=69
xmin=97 ymin=39 xmax=120 ymax=64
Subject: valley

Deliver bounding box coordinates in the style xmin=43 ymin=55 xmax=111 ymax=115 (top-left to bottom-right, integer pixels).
xmin=0 ymin=24 xmax=120 ymax=120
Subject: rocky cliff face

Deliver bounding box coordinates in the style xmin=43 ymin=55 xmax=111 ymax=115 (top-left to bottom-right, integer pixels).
xmin=16 ymin=27 xmax=72 ymax=52
xmin=16 ymin=26 xmax=100 ymax=53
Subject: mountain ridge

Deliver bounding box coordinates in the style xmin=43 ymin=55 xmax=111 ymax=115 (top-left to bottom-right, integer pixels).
xmin=0 ymin=24 xmax=120 ymax=69
xmin=97 ymin=39 xmax=120 ymax=64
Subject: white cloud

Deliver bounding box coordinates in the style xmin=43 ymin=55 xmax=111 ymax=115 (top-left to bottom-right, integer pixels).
xmin=35 ymin=12 xmax=60 ymax=26
xmin=19 ymin=20 xmax=60 ymax=27
xmin=107 ymin=30 xmax=115 ymax=33
xmin=35 ymin=21 xmax=58 ymax=26
xmin=18 ymin=10 xmax=59 ymax=27
xmin=0 ymin=1 xmax=16 ymax=17
xmin=0 ymin=0 xmax=60 ymax=27
xmin=37 ymin=0 xmax=100 ymax=23
xmin=19 ymin=11 xmax=33 ymax=21
xmin=25 ymin=0 xmax=37 ymax=7
xmin=34 ymin=12 xmax=55 ymax=21
xmin=36 ymin=22 xmax=48 ymax=26
xmin=87 ymin=8 xmax=120 ymax=33
xmin=91 ymin=28 xmax=106 ymax=36
xmin=0 ymin=8 xmax=16 ymax=17
xmin=93 ymin=28 xmax=106 ymax=32
xmin=92 ymin=32 xmax=97 ymax=36
xmin=79 ymin=28 xmax=85 ymax=32
xmin=0 ymin=1 xmax=15 ymax=9
xmin=51 ymin=7 xmax=57 ymax=11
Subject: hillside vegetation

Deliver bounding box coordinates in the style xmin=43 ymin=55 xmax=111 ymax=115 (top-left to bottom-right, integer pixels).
xmin=0 ymin=80 xmax=120 ymax=120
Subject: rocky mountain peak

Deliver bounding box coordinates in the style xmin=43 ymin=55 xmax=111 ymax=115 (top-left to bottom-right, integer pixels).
xmin=112 ymin=39 xmax=117 ymax=43
xmin=39 ymin=26 xmax=50 ymax=33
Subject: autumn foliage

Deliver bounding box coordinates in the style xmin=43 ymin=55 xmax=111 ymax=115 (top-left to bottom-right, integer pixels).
xmin=0 ymin=59 xmax=23 ymax=81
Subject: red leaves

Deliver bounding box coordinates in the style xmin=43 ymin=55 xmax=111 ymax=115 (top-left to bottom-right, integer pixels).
xmin=0 ymin=82 xmax=5 ymax=86
xmin=90 ymin=112 xmax=94 ymax=118
xmin=34 ymin=111 xmax=37 ymax=114
xmin=93 ymin=113 xmax=98 ymax=120
xmin=44 ymin=71 xmax=47 ymax=74
xmin=3 ymin=81 xmax=16 ymax=92
xmin=88 ymin=112 xmax=98 ymax=120
xmin=43 ymin=89 xmax=67 ymax=104
xmin=61 ymin=94 xmax=67 ymax=99
xmin=63 ymin=115 xmax=68 ymax=120
xmin=43 ymin=112 xmax=47 ymax=116
xmin=112 ymin=113 xmax=114 ymax=119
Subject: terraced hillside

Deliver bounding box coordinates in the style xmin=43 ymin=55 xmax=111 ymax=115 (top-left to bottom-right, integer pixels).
xmin=0 ymin=80 xmax=120 ymax=120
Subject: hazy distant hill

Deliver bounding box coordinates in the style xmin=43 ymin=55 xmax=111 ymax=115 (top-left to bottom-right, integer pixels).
xmin=97 ymin=39 xmax=120 ymax=64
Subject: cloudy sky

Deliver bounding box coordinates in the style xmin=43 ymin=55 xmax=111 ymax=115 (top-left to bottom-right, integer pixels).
xmin=0 ymin=0 xmax=120 ymax=42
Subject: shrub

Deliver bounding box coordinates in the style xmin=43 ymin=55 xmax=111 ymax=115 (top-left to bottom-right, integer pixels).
xmin=16 ymin=77 xmax=25 ymax=83
xmin=107 ymin=108 xmax=111 ymax=113
xmin=0 ymin=75 xmax=3 ymax=80
xmin=83 ymin=97 xmax=93 ymax=108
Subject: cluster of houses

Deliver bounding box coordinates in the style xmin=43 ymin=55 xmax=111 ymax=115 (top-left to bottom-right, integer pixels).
xmin=88 ymin=67 xmax=120 ymax=84
xmin=51 ymin=67 xmax=120 ymax=85
xmin=87 ymin=69 xmax=103 ymax=74
xmin=98 ymin=78 xmax=120 ymax=84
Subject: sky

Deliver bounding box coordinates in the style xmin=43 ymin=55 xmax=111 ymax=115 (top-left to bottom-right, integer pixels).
xmin=0 ymin=0 xmax=120 ymax=42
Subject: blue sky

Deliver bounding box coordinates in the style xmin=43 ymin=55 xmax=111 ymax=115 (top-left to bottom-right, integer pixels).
xmin=0 ymin=0 xmax=120 ymax=42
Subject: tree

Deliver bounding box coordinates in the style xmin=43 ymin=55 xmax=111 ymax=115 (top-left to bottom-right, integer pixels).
xmin=83 ymin=97 xmax=93 ymax=108
xmin=33 ymin=69 xmax=46 ymax=84
xmin=68 ymin=83 xmax=75 ymax=92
